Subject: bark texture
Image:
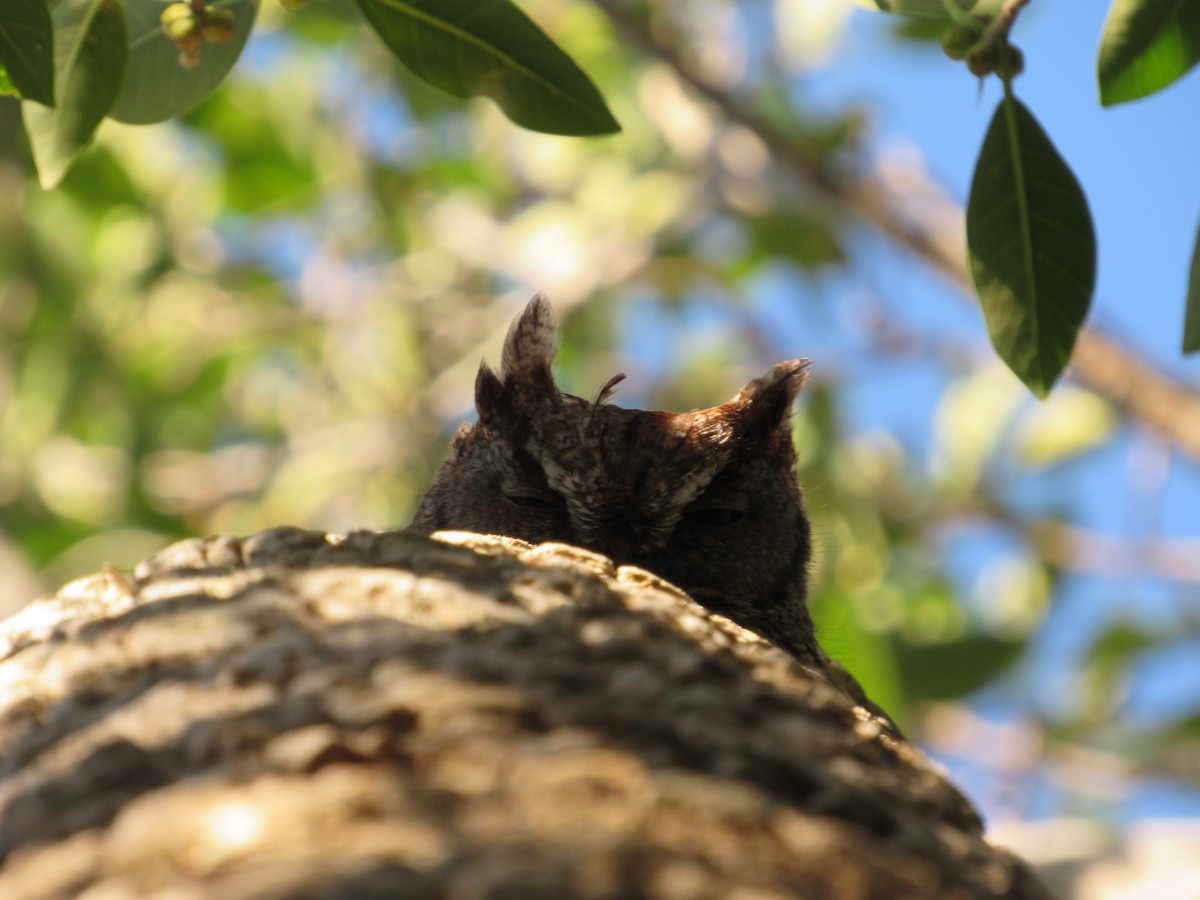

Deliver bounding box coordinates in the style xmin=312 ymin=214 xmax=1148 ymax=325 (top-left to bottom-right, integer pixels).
xmin=0 ymin=527 xmax=1049 ymax=899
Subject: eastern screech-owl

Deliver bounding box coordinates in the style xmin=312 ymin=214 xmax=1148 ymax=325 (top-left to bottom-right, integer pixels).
xmin=412 ymin=295 xmax=828 ymax=671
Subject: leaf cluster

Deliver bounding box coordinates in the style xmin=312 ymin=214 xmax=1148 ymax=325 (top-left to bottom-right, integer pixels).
xmin=0 ymin=0 xmax=619 ymax=190
xmin=873 ymin=0 xmax=1200 ymax=394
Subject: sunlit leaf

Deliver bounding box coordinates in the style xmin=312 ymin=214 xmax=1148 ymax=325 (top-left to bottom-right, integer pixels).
xmin=183 ymin=88 xmax=319 ymax=211
xmin=851 ymin=0 xmax=972 ymax=17
xmin=1183 ymin=214 xmax=1200 ymax=352
xmin=775 ymin=0 xmax=855 ymax=71
xmin=0 ymin=0 xmax=56 ymax=105
xmin=967 ymin=96 xmax=1096 ymax=398
xmin=282 ymin=0 xmax=361 ymax=46
xmin=932 ymin=362 xmax=1024 ymax=489
xmin=1098 ymin=0 xmax=1200 ymax=106
xmin=108 ymin=0 xmax=258 ymax=125
xmin=22 ymin=0 xmax=127 ymax=189
xmin=1015 ymin=387 xmax=1117 ymax=465
xmin=353 ymin=0 xmax=620 ymax=136
xmin=811 ymin=587 xmax=909 ymax=729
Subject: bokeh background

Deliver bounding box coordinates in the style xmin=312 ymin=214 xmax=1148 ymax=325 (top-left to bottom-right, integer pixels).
xmin=2 ymin=1 xmax=1199 ymax=895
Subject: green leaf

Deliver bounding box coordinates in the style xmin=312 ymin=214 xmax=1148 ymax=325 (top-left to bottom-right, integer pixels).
xmin=1183 ymin=214 xmax=1200 ymax=352
xmin=967 ymin=96 xmax=1096 ymax=398
xmin=892 ymin=16 xmax=956 ymax=42
xmin=0 ymin=0 xmax=56 ymax=105
xmin=352 ymin=0 xmax=620 ymax=136
xmin=895 ymin=635 xmax=1024 ymax=700
xmin=1098 ymin=0 xmax=1200 ymax=106
xmin=108 ymin=0 xmax=258 ymax=125
xmin=22 ymin=0 xmax=127 ymax=189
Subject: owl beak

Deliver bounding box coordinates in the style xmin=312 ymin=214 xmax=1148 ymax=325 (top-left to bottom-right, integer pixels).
xmin=580 ymin=510 xmax=666 ymax=565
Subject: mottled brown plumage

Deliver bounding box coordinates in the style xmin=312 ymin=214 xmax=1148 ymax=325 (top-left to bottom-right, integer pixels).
xmin=412 ymin=295 xmax=829 ymax=672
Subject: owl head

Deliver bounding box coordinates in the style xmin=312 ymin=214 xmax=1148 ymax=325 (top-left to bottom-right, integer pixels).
xmin=414 ymin=295 xmax=818 ymax=663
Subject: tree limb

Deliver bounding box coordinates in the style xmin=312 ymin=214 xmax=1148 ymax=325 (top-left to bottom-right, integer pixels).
xmin=0 ymin=528 xmax=1049 ymax=898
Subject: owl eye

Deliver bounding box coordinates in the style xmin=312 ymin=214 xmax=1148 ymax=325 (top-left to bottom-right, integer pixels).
xmin=682 ymin=506 xmax=744 ymax=527
xmin=504 ymin=491 xmax=566 ymax=511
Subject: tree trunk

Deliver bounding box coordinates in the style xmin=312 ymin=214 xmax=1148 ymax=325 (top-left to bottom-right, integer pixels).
xmin=0 ymin=527 xmax=1048 ymax=899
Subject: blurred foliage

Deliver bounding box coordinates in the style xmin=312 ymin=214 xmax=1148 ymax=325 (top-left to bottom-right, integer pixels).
xmin=1 ymin=0 xmax=1198 ymax=834
xmin=7 ymin=0 xmax=1200 ymax=393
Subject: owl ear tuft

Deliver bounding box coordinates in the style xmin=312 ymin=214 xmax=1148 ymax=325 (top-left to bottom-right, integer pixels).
xmin=729 ymin=359 xmax=811 ymax=441
xmin=500 ymin=293 xmax=558 ymax=387
xmin=474 ymin=362 xmax=509 ymax=427
xmin=479 ymin=294 xmax=562 ymax=426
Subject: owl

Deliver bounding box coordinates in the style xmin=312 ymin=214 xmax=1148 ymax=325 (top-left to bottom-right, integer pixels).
xmin=412 ymin=295 xmax=824 ymax=671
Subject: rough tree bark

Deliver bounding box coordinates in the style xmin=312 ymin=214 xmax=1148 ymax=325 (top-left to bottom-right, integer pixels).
xmin=0 ymin=527 xmax=1049 ymax=899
